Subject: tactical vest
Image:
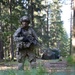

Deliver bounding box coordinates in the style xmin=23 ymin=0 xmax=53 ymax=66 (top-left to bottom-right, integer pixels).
xmin=18 ymin=27 xmax=32 ymax=37
xmin=17 ymin=27 xmax=36 ymax=49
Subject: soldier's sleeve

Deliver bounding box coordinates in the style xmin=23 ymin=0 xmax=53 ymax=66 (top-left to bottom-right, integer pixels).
xmin=13 ymin=27 xmax=23 ymax=42
xmin=31 ymin=28 xmax=38 ymax=40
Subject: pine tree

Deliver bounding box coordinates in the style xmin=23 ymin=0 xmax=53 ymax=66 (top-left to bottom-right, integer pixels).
xmin=49 ymin=0 xmax=69 ymax=56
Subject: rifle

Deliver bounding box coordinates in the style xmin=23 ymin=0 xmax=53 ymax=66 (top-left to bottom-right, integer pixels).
xmin=23 ymin=35 xmax=38 ymax=45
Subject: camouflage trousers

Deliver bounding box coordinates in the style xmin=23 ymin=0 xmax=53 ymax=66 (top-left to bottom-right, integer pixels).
xmin=16 ymin=45 xmax=36 ymax=70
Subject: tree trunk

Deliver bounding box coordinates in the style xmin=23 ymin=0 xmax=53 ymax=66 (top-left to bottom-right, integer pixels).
xmin=9 ymin=0 xmax=14 ymax=60
xmin=31 ymin=0 xmax=34 ymax=27
xmin=0 ymin=39 xmax=4 ymax=60
xmin=72 ymin=10 xmax=75 ymax=54
xmin=0 ymin=3 xmax=4 ymax=60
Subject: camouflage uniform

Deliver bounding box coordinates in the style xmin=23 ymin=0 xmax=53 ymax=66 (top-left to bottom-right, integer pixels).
xmin=13 ymin=16 xmax=38 ymax=70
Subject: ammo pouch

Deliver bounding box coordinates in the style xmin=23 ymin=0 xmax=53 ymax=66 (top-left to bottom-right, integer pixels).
xmin=18 ymin=42 xmax=31 ymax=49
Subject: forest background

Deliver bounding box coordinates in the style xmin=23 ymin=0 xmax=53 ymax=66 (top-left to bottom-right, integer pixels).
xmin=0 ymin=0 xmax=71 ymax=60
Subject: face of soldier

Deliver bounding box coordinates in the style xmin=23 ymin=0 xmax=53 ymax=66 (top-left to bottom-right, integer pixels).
xmin=21 ymin=21 xmax=29 ymax=28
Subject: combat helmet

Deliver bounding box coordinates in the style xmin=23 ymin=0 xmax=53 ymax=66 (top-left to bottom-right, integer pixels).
xmin=20 ymin=16 xmax=30 ymax=24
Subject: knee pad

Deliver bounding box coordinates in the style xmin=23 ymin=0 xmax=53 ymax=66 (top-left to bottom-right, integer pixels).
xmin=18 ymin=63 xmax=24 ymax=70
xmin=30 ymin=62 xmax=36 ymax=68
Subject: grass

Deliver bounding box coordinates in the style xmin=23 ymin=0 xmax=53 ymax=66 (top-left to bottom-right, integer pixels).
xmin=0 ymin=67 xmax=48 ymax=75
xmin=0 ymin=67 xmax=75 ymax=75
xmin=66 ymin=55 xmax=75 ymax=66
xmin=0 ymin=70 xmax=25 ymax=75
xmin=0 ymin=59 xmax=48 ymax=75
xmin=0 ymin=58 xmax=75 ymax=75
xmin=52 ymin=71 xmax=75 ymax=75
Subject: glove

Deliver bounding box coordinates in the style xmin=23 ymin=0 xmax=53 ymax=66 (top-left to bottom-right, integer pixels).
xmin=22 ymin=37 xmax=30 ymax=42
xmin=32 ymin=39 xmax=38 ymax=45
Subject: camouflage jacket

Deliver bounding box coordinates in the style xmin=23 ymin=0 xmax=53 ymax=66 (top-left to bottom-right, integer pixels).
xmin=13 ymin=26 xmax=38 ymax=48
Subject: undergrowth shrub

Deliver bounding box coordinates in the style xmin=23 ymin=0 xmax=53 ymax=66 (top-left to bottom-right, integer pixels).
xmin=66 ymin=55 xmax=75 ymax=66
xmin=0 ymin=66 xmax=47 ymax=75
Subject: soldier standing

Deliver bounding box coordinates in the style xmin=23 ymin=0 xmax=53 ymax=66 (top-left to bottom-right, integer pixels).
xmin=13 ymin=16 xmax=38 ymax=70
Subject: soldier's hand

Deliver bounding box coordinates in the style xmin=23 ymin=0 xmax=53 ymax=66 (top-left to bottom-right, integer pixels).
xmin=19 ymin=37 xmax=24 ymax=41
xmin=22 ymin=37 xmax=30 ymax=42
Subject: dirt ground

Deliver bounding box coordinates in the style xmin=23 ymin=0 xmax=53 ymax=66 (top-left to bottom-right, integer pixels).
xmin=0 ymin=59 xmax=68 ymax=72
xmin=0 ymin=59 xmax=75 ymax=75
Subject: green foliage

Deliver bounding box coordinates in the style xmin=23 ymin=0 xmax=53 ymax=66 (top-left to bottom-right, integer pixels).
xmin=66 ymin=55 xmax=75 ymax=66
xmin=47 ymin=0 xmax=69 ymax=57
xmin=36 ymin=67 xmax=47 ymax=75
xmin=0 ymin=66 xmax=47 ymax=75
xmin=0 ymin=0 xmax=70 ymax=59
xmin=0 ymin=70 xmax=25 ymax=75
